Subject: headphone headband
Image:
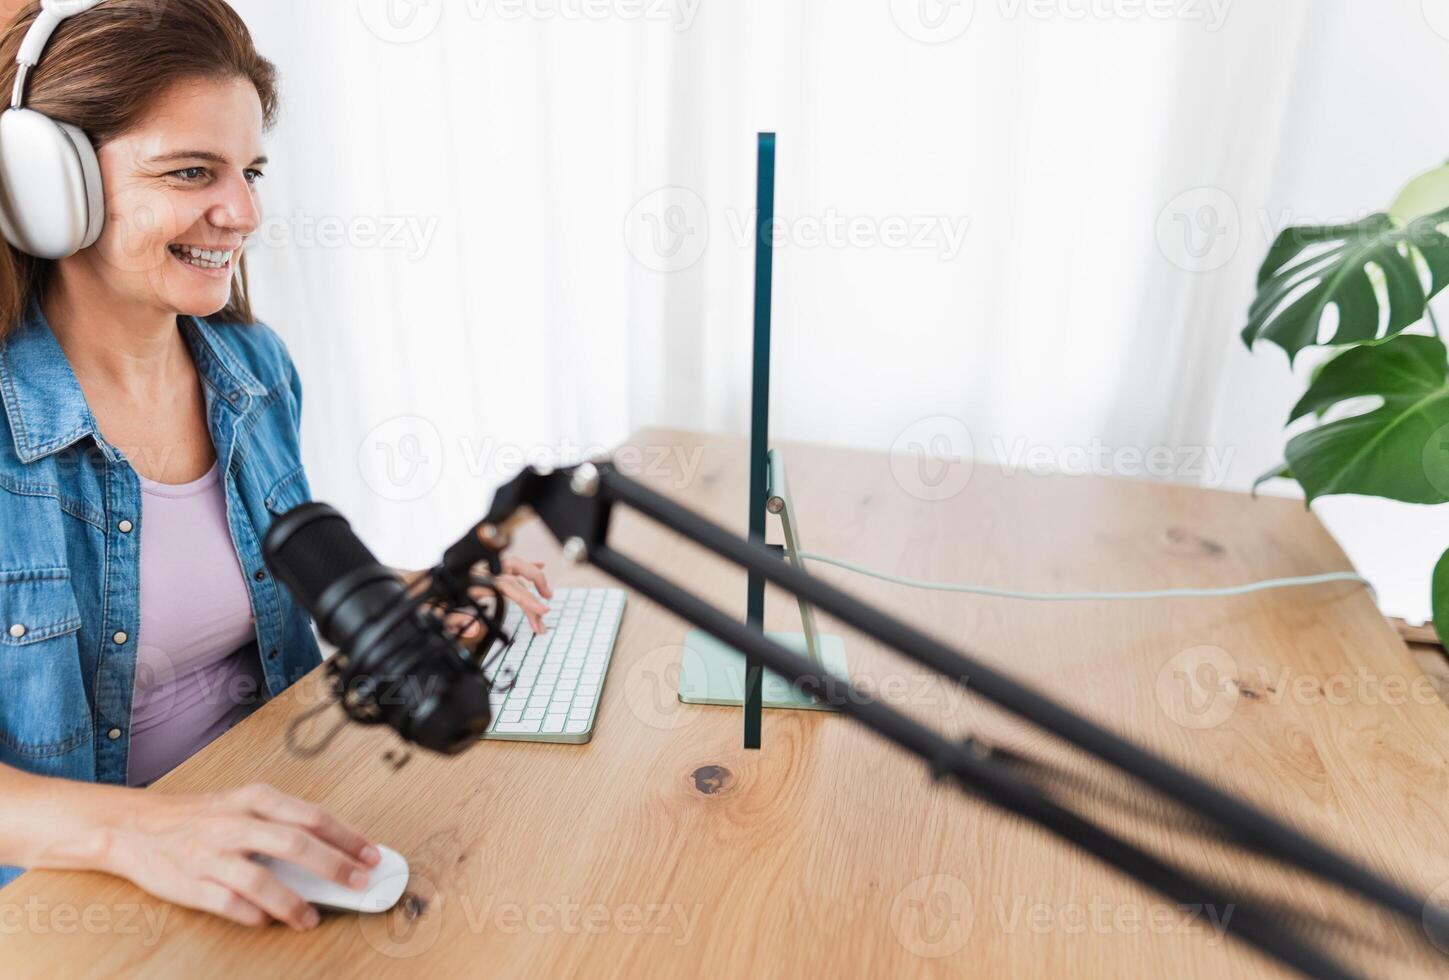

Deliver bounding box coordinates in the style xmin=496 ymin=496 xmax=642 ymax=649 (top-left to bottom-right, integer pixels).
xmin=12 ymin=0 xmax=107 ymax=108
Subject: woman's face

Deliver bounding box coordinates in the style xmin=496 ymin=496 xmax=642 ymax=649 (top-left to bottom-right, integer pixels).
xmin=79 ymin=75 xmax=266 ymax=318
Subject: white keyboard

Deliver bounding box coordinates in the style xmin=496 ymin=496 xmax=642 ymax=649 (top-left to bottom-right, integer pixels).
xmin=481 ymin=587 xmax=626 ymax=743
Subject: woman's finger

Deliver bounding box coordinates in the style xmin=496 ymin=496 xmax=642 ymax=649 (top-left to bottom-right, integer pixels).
xmin=206 ymin=858 xmax=318 ymax=931
xmin=187 ymin=879 xmax=271 ymax=928
xmin=235 ymin=784 xmax=379 ymax=867
xmin=233 ymin=820 xmax=370 ymax=892
xmin=498 ymin=576 xmax=546 ymax=612
xmin=496 ymin=578 xmax=549 ymax=634
xmin=503 ymin=558 xmax=553 ymax=599
xmin=444 ymin=611 xmax=483 ymax=638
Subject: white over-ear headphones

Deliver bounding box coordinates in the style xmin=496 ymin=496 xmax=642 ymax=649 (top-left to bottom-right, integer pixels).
xmin=0 ymin=0 xmax=108 ymax=259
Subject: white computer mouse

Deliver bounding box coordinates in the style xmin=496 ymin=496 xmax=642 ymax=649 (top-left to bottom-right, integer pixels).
xmin=255 ymin=844 xmax=410 ymax=914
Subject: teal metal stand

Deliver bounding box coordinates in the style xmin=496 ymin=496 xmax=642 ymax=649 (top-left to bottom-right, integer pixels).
xmin=742 ymin=132 xmax=774 ymax=747
xmin=672 ymin=134 xmax=857 ymax=743
xmin=677 ymin=631 xmax=849 ymax=710
xmin=679 ymin=449 xmax=850 ymax=709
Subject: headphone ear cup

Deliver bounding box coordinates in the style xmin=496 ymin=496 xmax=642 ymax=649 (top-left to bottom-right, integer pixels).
xmin=0 ymin=108 xmax=104 ymax=258
xmin=55 ymin=120 xmax=104 ymax=250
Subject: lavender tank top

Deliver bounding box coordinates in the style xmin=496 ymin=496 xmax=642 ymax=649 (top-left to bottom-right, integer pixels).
xmin=127 ymin=460 xmax=265 ymax=787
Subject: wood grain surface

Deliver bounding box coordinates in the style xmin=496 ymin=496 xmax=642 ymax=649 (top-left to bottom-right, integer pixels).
xmin=2 ymin=428 xmax=1447 ymax=978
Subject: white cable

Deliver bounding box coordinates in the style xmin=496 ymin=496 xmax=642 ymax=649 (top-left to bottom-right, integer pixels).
xmin=796 ymin=551 xmax=1374 ymax=602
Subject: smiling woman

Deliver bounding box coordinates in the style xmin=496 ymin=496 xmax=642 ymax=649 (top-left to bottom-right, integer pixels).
xmin=0 ymin=1 xmax=276 ymax=336
xmin=0 ymin=0 xmax=384 ymax=934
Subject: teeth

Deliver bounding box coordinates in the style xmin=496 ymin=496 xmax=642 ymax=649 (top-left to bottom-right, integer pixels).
xmin=169 ymin=244 xmax=232 ymax=270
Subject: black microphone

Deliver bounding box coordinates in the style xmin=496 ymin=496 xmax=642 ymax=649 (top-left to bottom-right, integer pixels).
xmin=262 ymin=501 xmax=497 ymax=754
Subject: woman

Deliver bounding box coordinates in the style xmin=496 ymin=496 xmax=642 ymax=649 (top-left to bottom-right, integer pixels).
xmin=0 ymin=0 xmax=551 ymax=931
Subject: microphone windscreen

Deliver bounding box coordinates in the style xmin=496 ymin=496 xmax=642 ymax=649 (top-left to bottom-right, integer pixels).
xmin=263 ymin=502 xmax=381 ymax=611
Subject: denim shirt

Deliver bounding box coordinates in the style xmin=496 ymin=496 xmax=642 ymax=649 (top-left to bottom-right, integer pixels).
xmin=0 ymin=296 xmax=321 ymax=883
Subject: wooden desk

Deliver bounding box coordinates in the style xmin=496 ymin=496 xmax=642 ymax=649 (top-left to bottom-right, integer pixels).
xmin=3 ymin=428 xmax=1448 ymax=977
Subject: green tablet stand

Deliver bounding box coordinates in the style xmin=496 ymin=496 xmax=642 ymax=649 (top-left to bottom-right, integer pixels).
xmin=678 ymin=449 xmax=850 ymax=710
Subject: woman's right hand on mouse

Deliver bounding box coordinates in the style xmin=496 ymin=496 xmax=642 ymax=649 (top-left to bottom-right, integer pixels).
xmin=99 ymin=782 xmax=380 ymax=931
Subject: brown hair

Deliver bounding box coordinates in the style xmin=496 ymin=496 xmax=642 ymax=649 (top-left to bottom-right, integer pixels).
xmin=0 ymin=0 xmax=279 ymax=341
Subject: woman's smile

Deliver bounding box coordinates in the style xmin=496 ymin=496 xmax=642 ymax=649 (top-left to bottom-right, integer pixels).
xmin=167 ymin=242 xmax=237 ymax=277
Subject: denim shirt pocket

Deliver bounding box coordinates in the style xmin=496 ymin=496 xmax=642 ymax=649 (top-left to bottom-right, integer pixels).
xmin=0 ymin=570 xmax=93 ymax=761
xmin=264 ymin=465 xmax=311 ymax=517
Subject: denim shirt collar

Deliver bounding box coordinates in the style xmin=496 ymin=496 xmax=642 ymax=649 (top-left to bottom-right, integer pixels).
xmin=0 ymin=295 xmax=267 ymax=465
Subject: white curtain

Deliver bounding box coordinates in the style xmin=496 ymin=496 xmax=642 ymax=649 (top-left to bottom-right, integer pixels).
xmin=229 ymin=0 xmax=1310 ymax=571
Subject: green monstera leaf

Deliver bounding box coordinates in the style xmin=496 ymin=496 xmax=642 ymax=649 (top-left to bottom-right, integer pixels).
xmin=1389 ymin=161 xmax=1449 ymax=226
xmin=1433 ymin=548 xmax=1449 ymax=650
xmin=1250 ymin=462 xmax=1290 ymax=497
xmin=1282 ymin=333 xmax=1449 ymax=504
xmin=1242 ymin=208 xmax=1449 ymax=362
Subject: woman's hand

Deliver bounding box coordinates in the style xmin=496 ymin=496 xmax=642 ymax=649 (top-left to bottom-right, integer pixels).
xmin=402 ymin=557 xmax=554 ymax=638
xmin=490 ymin=556 xmax=553 ymax=634
xmin=102 ymin=783 xmax=380 ymax=931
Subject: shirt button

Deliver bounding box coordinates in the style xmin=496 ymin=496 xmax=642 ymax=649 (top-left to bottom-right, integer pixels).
xmin=107 ymin=728 xmax=122 ymax=740
xmin=118 ymin=519 xmax=134 ymax=534
xmin=8 ymin=624 xmax=26 ymax=639
xmin=112 ymin=631 xmax=128 ymax=645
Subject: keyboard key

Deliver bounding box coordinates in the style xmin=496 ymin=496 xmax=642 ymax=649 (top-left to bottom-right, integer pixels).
xmin=566 ymin=719 xmax=590 ymax=733
xmin=494 ymin=720 xmax=543 ymax=734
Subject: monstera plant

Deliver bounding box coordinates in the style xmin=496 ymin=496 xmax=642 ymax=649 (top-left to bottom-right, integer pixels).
xmin=1243 ymin=161 xmax=1449 ymax=647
